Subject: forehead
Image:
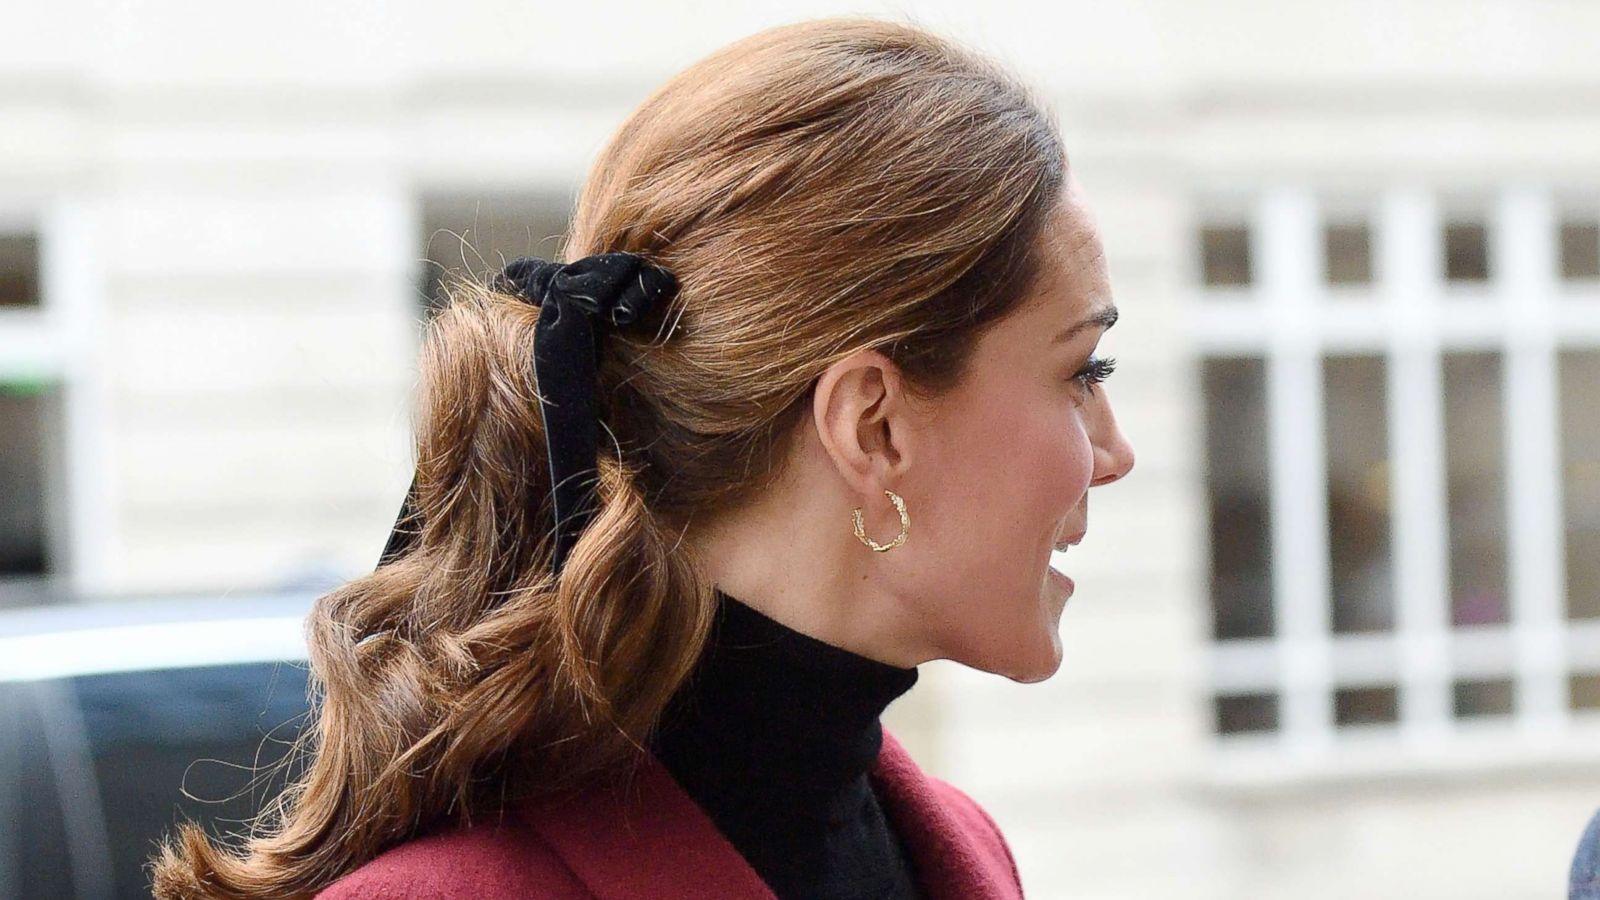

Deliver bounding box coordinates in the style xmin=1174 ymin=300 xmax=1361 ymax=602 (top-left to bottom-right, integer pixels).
xmin=1021 ymin=178 xmax=1111 ymax=325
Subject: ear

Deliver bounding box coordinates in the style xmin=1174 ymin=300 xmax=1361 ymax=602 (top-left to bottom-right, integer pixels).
xmin=810 ymin=348 xmax=913 ymax=495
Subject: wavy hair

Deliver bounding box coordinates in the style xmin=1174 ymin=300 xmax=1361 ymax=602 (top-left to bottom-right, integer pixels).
xmin=151 ymin=15 xmax=1065 ymax=898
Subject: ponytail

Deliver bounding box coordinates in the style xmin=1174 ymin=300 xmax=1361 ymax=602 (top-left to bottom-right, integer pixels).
xmin=150 ymin=279 xmax=719 ymax=899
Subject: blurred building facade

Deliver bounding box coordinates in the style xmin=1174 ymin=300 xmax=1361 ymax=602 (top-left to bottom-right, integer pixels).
xmin=2 ymin=2 xmax=1598 ymax=898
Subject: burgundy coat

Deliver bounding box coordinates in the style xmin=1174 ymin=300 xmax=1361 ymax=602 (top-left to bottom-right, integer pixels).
xmin=316 ymin=729 xmax=1024 ymax=899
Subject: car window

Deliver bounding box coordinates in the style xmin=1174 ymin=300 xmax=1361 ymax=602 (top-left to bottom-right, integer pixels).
xmin=1 ymin=662 xmax=311 ymax=899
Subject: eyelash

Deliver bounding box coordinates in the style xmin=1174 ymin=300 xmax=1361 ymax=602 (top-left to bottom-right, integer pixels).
xmin=1072 ymin=356 xmax=1117 ymax=392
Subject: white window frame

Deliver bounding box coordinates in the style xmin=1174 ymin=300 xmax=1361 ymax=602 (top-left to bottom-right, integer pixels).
xmin=0 ymin=197 xmax=110 ymax=601
xmin=1193 ymin=184 xmax=1600 ymax=786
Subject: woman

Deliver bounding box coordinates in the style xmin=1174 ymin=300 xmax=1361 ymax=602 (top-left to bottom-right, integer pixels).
xmin=152 ymin=16 xmax=1134 ymax=900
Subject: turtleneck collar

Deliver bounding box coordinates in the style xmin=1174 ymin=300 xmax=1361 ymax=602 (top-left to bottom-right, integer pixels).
xmin=649 ymin=587 xmax=920 ymax=814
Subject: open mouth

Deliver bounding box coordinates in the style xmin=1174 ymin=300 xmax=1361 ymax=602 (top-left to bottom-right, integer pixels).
xmin=1049 ymin=529 xmax=1084 ymax=589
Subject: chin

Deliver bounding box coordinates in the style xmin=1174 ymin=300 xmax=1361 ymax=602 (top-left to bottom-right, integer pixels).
xmin=937 ymin=584 xmax=1067 ymax=680
xmin=968 ymin=626 xmax=1063 ymax=684
xmin=1004 ymin=646 xmax=1063 ymax=684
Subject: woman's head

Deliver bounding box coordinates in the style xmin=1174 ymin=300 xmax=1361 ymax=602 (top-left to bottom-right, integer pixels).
xmin=153 ymin=16 xmax=1126 ymax=898
xmin=565 ymin=18 xmax=1132 ymax=681
xmin=688 ymin=171 xmax=1133 ymax=685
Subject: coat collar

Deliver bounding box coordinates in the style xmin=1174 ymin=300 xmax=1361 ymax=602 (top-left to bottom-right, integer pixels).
xmin=869 ymin=731 xmax=1023 ymax=900
xmin=521 ymin=729 xmax=1022 ymax=900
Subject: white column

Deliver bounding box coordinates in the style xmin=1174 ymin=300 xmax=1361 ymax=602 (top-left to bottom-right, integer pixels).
xmin=40 ymin=195 xmax=117 ymax=597
xmin=1381 ymin=187 xmax=1453 ymax=742
xmin=1258 ymin=186 xmax=1334 ymax=752
xmin=1498 ymin=184 xmax=1569 ymax=735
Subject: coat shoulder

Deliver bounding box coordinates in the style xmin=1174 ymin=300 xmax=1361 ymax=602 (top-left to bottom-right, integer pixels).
xmin=924 ymin=774 xmax=1023 ymax=890
xmin=876 ymin=727 xmax=1024 ymax=897
xmin=314 ymin=812 xmax=591 ymax=900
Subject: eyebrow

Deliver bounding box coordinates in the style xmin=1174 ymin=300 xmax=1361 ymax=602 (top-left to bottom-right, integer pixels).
xmin=1052 ymin=304 xmax=1119 ymax=343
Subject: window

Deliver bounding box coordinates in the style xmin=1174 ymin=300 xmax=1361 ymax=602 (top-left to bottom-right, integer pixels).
xmin=1203 ymin=357 xmax=1273 ymax=642
xmin=0 ymin=384 xmax=58 ymax=581
xmin=1560 ymin=216 xmax=1600 ymax=282
xmin=0 ymin=224 xmax=64 ymax=610
xmin=1198 ymin=187 xmax=1600 ymax=765
xmin=1199 ymin=222 xmax=1252 ymax=288
xmin=1324 ymin=354 xmax=1393 ymax=635
xmin=1215 ymin=693 xmax=1277 ymax=735
xmin=1562 ymin=350 xmax=1600 ymax=621
xmin=1324 ymin=219 xmax=1373 ymax=286
xmin=1443 ymin=352 xmax=1508 ymax=627
xmin=0 ymin=232 xmax=39 ymax=309
xmin=1443 ymin=214 xmax=1490 ymax=283
xmin=1336 ymin=685 xmax=1397 ymax=726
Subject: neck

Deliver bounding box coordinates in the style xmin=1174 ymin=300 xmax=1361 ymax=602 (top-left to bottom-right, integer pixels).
xmin=650 ymin=588 xmax=920 ymax=806
xmin=686 ymin=493 xmax=927 ymax=669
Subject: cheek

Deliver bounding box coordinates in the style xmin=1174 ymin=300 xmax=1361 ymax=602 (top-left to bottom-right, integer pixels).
xmin=935 ymin=391 xmax=1094 ymax=529
xmin=1022 ymin=410 xmax=1095 ymax=514
xmin=1043 ymin=408 xmax=1094 ymax=506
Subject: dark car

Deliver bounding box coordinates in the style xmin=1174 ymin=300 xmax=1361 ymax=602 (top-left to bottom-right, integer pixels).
xmin=0 ymin=592 xmax=315 ymax=900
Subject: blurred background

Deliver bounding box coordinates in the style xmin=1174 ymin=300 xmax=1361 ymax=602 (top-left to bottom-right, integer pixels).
xmin=2 ymin=1 xmax=1598 ymax=898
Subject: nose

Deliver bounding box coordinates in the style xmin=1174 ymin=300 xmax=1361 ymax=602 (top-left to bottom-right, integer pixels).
xmin=1088 ymin=390 xmax=1135 ymax=487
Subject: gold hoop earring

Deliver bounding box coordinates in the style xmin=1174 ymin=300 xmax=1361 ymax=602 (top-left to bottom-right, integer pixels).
xmin=852 ymin=489 xmax=909 ymax=552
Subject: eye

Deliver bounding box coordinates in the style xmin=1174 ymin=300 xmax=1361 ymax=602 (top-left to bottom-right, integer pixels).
xmin=1071 ymin=355 xmax=1117 ymax=394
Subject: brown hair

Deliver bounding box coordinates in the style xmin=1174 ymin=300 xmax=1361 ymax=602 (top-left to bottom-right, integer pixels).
xmin=151 ymin=15 xmax=1064 ymax=898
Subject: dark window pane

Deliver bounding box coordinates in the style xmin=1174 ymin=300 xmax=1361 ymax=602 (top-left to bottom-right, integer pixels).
xmin=1216 ymin=693 xmax=1279 ymax=734
xmin=1571 ymin=674 xmax=1600 ymax=711
xmin=1204 ymin=358 xmax=1274 ymax=639
xmin=1453 ymin=678 xmax=1514 ymax=717
xmin=1444 ymin=221 xmax=1490 ymax=283
xmin=1443 ymin=353 xmax=1509 ymax=626
xmin=0 ymin=232 xmax=39 ymax=308
xmin=1325 ymin=355 xmax=1394 ymax=633
xmin=1335 ymin=686 xmax=1398 ymax=726
xmin=1560 ymin=220 xmax=1600 ymax=282
xmin=1201 ymin=224 xmax=1252 ymax=287
xmin=0 ymin=382 xmax=60 ymax=584
xmin=1325 ymin=222 xmax=1372 ymax=286
xmin=1562 ymin=350 xmax=1600 ymax=620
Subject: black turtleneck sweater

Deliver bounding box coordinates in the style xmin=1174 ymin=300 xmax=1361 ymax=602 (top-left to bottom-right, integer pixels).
xmin=648 ymin=589 xmax=925 ymax=900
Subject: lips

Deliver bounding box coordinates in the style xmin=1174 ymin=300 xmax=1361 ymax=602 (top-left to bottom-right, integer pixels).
xmin=1053 ymin=529 xmax=1086 ymax=553
xmin=1048 ymin=565 xmax=1075 ymax=592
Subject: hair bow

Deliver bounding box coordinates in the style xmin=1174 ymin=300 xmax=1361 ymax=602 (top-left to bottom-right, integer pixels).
xmin=379 ymin=252 xmax=678 ymax=577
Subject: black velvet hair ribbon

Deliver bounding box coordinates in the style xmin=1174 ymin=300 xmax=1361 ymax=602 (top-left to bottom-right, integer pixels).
xmin=377 ymin=252 xmax=678 ymax=576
